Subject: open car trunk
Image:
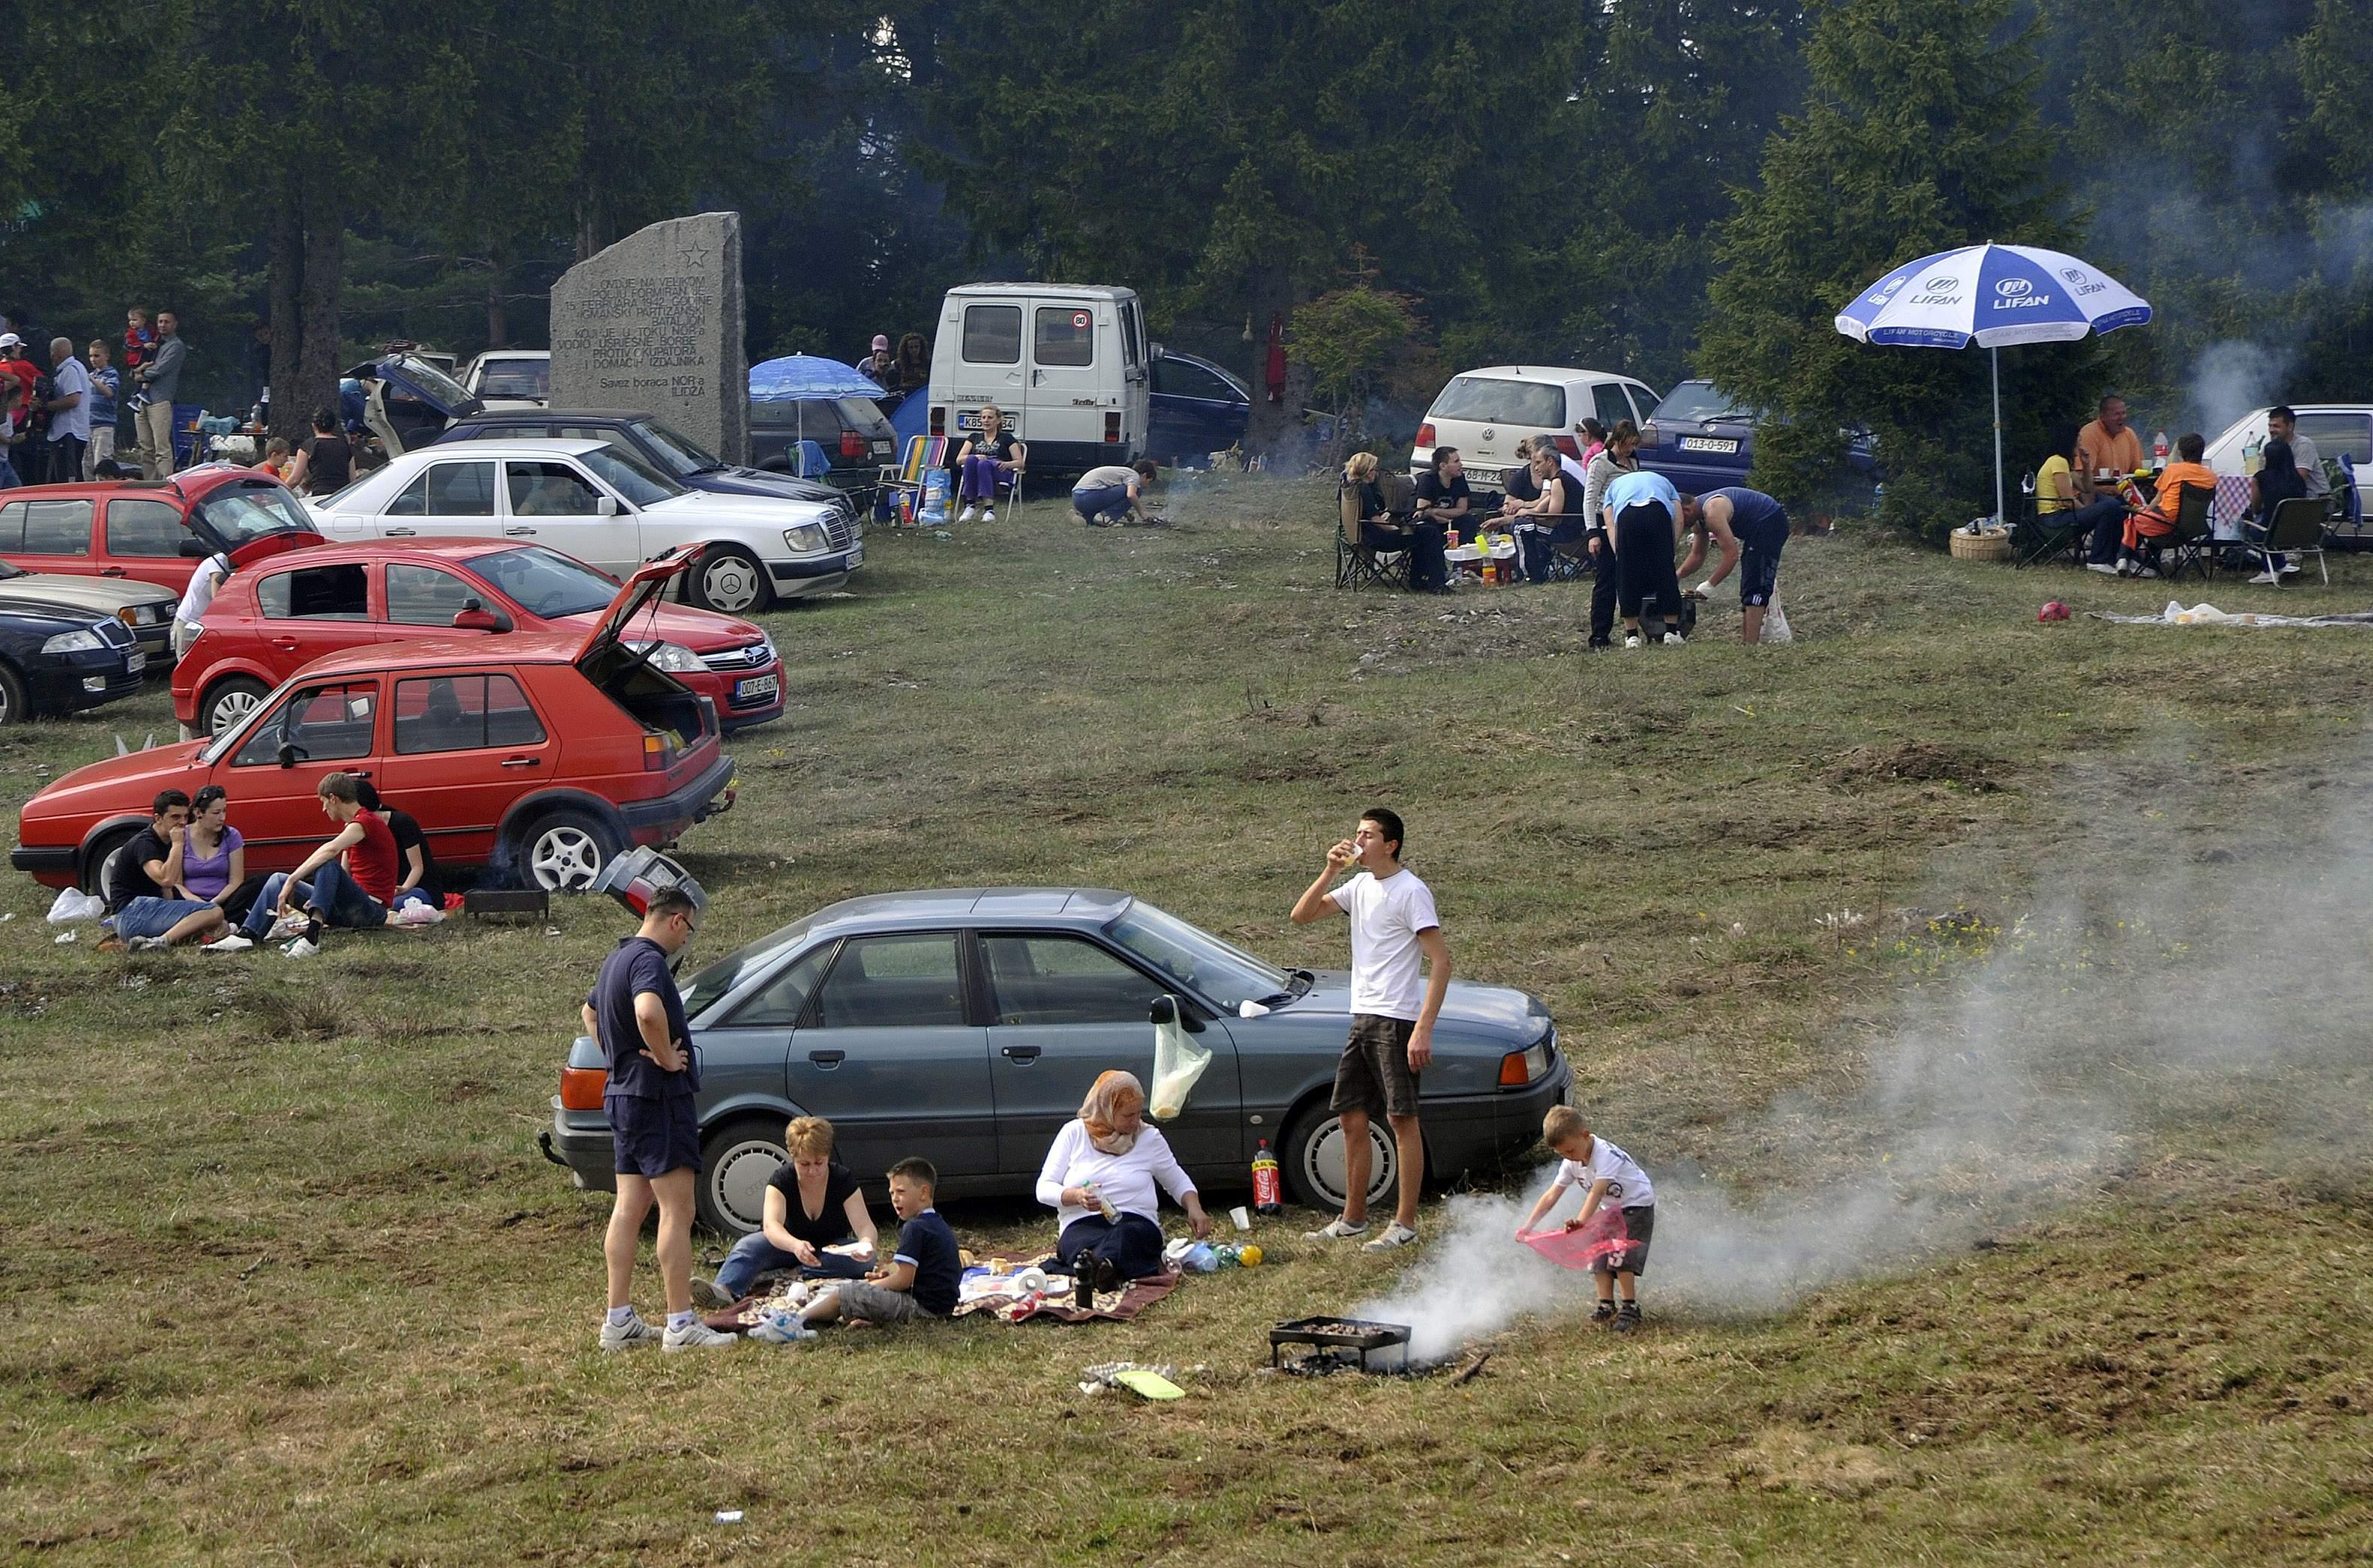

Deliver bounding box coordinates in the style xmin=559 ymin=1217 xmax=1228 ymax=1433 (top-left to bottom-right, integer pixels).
xmin=574 ymin=544 xmax=719 ymax=759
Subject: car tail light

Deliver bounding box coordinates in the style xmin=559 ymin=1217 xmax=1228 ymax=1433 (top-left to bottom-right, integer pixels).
xmin=1499 ymin=1039 xmax=1552 ymax=1087
xmin=561 ymin=1066 xmax=608 ymax=1110
xmin=840 ymin=428 xmax=867 ymax=459
xmin=929 ymin=406 xmax=946 ymax=436
xmin=643 ymin=731 xmax=677 ymax=772
xmin=1553 ymin=435 xmax=1581 ymax=459
xmin=1104 ymin=412 xmax=1122 ymax=444
xmin=1416 ymin=422 xmax=1437 ymax=448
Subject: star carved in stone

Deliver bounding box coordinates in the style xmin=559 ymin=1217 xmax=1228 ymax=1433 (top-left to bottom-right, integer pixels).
xmin=677 ymin=240 xmax=712 ymax=272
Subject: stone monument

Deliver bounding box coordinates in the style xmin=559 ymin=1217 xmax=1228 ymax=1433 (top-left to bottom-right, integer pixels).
xmin=549 ymin=211 xmax=747 ymax=463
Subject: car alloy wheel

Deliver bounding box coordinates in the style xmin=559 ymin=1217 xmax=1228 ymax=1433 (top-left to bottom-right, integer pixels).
xmin=0 ymin=662 xmax=20 ymax=725
xmin=692 ymin=546 xmax=767 ymax=615
xmin=202 ymin=677 xmax=270 ymax=737
xmin=522 ymin=810 xmax=617 ymax=891
xmin=698 ymin=1117 xmax=789 ymax=1235
xmin=1284 ymin=1107 xmax=1398 ymax=1212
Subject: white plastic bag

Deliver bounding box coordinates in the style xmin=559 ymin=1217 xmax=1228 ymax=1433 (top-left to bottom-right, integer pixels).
xmin=1763 ymin=596 xmax=1794 ymax=644
xmin=47 ymin=887 xmax=104 ymax=924
xmin=1149 ymin=1009 xmax=1213 ymax=1120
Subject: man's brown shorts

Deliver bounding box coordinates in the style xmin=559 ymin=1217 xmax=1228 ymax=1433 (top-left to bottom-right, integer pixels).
xmin=1331 ymin=1013 xmax=1422 ymax=1118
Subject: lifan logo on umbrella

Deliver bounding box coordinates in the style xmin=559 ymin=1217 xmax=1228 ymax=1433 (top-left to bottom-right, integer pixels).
xmin=1993 ymin=276 xmax=2052 ymax=309
xmin=1997 ymin=279 xmax=2034 ymax=297
xmin=2061 ymin=266 xmax=2106 ymax=297
xmin=1909 ymin=274 xmax=1961 ymax=304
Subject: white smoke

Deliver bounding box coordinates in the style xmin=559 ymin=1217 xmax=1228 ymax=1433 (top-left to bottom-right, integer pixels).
xmin=1358 ymin=751 xmax=2373 ymax=1357
xmin=2186 ymin=339 xmax=2295 ymax=442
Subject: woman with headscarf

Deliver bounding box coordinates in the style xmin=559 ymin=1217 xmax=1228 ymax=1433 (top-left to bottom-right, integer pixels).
xmin=2248 ymin=436 xmax=2308 ymax=583
xmin=1036 ymin=1070 xmax=1211 ymax=1304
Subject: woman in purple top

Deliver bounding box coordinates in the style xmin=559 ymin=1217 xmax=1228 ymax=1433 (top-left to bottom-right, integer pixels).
xmin=183 ymin=786 xmax=266 ymax=921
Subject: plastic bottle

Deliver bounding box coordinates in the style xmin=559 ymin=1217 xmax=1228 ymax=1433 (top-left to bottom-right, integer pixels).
xmin=1252 ymin=1140 xmax=1283 ymax=1215
xmin=2153 ymin=430 xmax=2170 ymax=466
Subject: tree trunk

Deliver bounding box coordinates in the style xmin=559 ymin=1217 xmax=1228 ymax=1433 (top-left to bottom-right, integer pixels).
xmin=267 ymin=194 xmax=306 ymax=448
xmin=485 ymin=279 xmax=508 ymax=350
xmin=294 ymin=182 xmax=345 ymax=442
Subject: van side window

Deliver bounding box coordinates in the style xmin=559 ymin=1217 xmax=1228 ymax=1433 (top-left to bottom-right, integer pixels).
xmin=1593 ymin=383 xmax=1634 ymax=431
xmin=1035 ymin=307 xmax=1094 ymax=367
xmin=961 ymin=305 xmax=1022 ymax=365
xmin=1119 ymin=300 xmax=1142 ymax=369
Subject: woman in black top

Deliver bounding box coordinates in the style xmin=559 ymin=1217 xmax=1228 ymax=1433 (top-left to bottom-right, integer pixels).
xmin=285 ymin=407 xmax=352 ymax=496
xmin=696 ymin=1117 xmax=882 ymax=1304
xmin=956 ymin=403 xmax=1027 ymax=520
xmin=1341 ymin=451 xmax=1449 ymax=592
xmin=2250 ymin=437 xmax=2309 ymax=580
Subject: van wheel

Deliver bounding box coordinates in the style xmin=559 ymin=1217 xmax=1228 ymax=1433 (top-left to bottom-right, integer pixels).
xmin=690 ymin=546 xmax=770 ymax=614
xmin=1280 ymin=1101 xmax=1398 ymax=1213
xmin=80 ymin=824 xmax=140 ymax=896
xmin=698 ymin=1114 xmax=788 ymax=1235
xmin=518 ymin=809 xmax=619 ymax=891
xmin=200 ymin=676 xmax=271 ymax=738
xmin=0 ymin=662 xmax=25 ymax=725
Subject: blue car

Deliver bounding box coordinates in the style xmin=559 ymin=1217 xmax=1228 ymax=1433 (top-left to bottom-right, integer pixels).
xmin=1148 ymin=352 xmax=1252 ymax=465
xmin=543 ymin=887 xmax=1568 ymax=1232
xmin=1641 ymin=379 xmax=1877 ymax=498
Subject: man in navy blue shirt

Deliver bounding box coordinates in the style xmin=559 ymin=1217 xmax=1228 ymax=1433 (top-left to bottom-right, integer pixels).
xmin=584 ymin=888 xmax=736 ymax=1352
xmin=1681 ymin=487 xmax=1792 ymax=644
xmin=749 ymin=1158 xmax=962 ymax=1340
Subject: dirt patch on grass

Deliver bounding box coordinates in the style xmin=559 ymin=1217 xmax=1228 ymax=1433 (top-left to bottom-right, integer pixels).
xmin=1727 ymin=1428 xmax=1899 ymax=1496
xmin=1825 ymin=740 xmax=2008 ymax=792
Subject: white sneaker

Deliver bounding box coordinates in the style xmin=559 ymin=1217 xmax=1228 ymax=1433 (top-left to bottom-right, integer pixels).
xmin=2085 ymin=562 xmax=2121 ymax=575
xmin=957 ymin=505 xmax=977 ymax=523
xmin=688 ymin=1276 xmax=734 ymax=1311
xmin=2130 ymin=565 xmax=2160 ymax=580
xmin=126 ymin=935 xmax=169 ymax=951
xmin=1663 ymin=632 xmax=1687 ymax=647
xmin=201 ymin=934 xmax=254 ymax=953
xmin=282 ymin=936 xmax=320 ymax=959
xmin=1624 ymin=634 xmax=1643 ymax=650
xmin=1304 ymin=1217 xmax=1370 ymax=1241
xmin=599 ymin=1313 xmax=658 ymax=1352
xmin=746 ymin=1308 xmax=816 ymax=1345
xmin=662 ymin=1319 xmax=739 ymax=1353
xmin=2248 ymin=570 xmax=2279 ymax=585
xmin=2279 ymin=561 xmax=2301 ymax=575
xmin=981 ymin=507 xmax=996 ymax=522
xmin=1361 ymin=1222 xmax=1420 ymax=1253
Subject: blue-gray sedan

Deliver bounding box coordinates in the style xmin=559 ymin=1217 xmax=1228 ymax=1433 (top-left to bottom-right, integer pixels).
xmin=543 ymin=888 xmax=1569 ymax=1233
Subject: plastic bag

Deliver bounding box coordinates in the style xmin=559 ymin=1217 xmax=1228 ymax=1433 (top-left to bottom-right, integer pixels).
xmin=1763 ymin=596 xmax=1793 ymax=644
xmin=1149 ymin=1008 xmax=1212 ymax=1120
xmin=47 ymin=887 xmax=104 ymax=924
xmin=918 ymin=466 xmax=952 ymax=526
xmin=1518 ymin=1206 xmax=1630 ymax=1271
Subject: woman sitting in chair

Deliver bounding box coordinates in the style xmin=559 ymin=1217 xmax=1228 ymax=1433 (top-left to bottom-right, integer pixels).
xmin=2247 ymin=437 xmax=2308 ymax=583
xmin=956 ymin=403 xmax=1025 ymax=523
xmin=1342 ymin=452 xmax=1447 ymax=592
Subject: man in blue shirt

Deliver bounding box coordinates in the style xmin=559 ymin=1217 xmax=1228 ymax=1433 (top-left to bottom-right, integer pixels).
xmin=1681 ymin=487 xmax=1792 ymax=644
xmin=583 ymin=888 xmax=736 ymax=1352
xmin=1601 ymin=468 xmax=1687 ymax=647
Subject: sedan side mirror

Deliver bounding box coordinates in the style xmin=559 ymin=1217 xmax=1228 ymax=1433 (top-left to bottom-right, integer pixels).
xmin=275 ymin=741 xmax=309 ymax=769
xmin=452 ymin=599 xmax=512 ymax=633
xmin=596 ymin=495 xmax=619 ymax=517
xmin=1150 ymin=992 xmax=1205 ymax=1033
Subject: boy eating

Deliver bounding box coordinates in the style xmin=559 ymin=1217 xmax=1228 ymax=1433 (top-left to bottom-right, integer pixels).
xmin=1517 ymin=1106 xmax=1657 ymax=1332
xmin=752 ymin=1156 xmax=959 ymax=1341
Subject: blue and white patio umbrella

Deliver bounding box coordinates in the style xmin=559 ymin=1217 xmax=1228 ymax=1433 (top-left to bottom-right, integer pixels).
xmin=1835 ymin=243 xmax=2151 ymax=526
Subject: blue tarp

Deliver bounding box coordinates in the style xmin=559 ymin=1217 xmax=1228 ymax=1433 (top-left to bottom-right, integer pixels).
xmin=749 ymin=354 xmax=882 ymax=400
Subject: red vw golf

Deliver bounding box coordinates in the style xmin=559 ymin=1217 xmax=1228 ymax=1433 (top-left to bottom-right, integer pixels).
xmin=173 ymin=538 xmax=785 ymax=738
xmin=13 ymin=548 xmax=737 ymax=894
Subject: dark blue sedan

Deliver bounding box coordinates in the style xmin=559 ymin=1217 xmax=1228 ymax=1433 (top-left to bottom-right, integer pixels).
xmin=1642 ymin=379 xmax=1877 ymax=498
xmin=544 ymin=888 xmax=1568 ymax=1233
xmin=1149 ymin=352 xmax=1253 ymax=466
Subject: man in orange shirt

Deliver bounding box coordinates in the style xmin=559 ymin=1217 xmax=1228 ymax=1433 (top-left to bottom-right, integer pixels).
xmin=2120 ymin=432 xmax=2215 ymax=577
xmin=2076 ymin=394 xmax=2145 ymax=484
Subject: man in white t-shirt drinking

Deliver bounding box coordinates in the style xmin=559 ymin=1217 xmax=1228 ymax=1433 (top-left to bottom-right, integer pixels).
xmin=1289 ymin=806 xmax=1452 ymax=1253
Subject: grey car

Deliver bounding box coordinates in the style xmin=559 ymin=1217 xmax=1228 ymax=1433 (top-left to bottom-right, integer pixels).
xmin=542 ymin=888 xmax=1569 ymax=1233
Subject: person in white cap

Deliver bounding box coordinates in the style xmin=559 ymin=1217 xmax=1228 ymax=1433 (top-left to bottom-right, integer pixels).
xmin=858 ymin=333 xmax=894 ymax=388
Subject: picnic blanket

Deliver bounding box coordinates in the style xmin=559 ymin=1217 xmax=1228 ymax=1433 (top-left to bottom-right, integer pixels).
xmin=2092 ymin=601 xmax=2373 ymax=629
xmin=953 ymin=1256 xmax=1182 ymax=1325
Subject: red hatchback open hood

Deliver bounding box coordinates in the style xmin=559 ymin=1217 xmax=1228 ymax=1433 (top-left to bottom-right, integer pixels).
xmin=571 ymin=544 xmax=705 ymax=667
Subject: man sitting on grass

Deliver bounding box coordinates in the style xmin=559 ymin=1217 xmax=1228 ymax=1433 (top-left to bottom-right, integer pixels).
xmin=102 ymin=789 xmax=233 ymax=951
xmin=221 ymin=772 xmax=398 ymax=953
xmin=750 ymin=1157 xmax=960 ymax=1342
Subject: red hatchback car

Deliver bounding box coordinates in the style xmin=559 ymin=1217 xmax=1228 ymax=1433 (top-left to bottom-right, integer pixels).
xmin=12 ymin=549 xmax=737 ymax=894
xmin=173 ymin=538 xmax=785 ymax=738
xmin=0 ymin=465 xmax=317 ymax=595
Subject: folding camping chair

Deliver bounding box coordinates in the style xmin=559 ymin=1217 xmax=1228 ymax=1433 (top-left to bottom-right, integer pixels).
xmin=2248 ymin=496 xmax=2332 ymax=587
xmin=1334 ymin=483 xmax=1412 ymax=591
xmin=2143 ymin=482 xmax=2218 ymax=582
xmin=878 ymin=434 xmax=948 ymax=525
xmin=2013 ymin=474 xmax=2088 ymax=568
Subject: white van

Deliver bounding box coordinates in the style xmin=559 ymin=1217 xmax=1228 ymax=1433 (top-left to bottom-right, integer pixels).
xmin=1410 ymin=365 xmax=1662 ymax=490
xmin=927 ymin=283 xmax=1150 ymax=468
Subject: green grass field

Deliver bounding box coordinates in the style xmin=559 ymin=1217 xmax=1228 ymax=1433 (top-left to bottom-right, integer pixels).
xmin=5 ymin=475 xmax=2371 ymax=1563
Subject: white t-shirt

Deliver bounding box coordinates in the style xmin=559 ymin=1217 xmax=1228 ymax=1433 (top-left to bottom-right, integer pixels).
xmin=1328 ymin=867 xmax=1440 ymax=1020
xmin=176 ymin=553 xmax=231 ymax=629
xmin=1075 ymin=465 xmax=1138 ymax=494
xmin=1551 ymin=1135 xmax=1654 ymax=1208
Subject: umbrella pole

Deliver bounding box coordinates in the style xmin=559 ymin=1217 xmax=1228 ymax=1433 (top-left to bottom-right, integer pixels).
xmin=1991 ymin=345 xmax=2005 ymax=528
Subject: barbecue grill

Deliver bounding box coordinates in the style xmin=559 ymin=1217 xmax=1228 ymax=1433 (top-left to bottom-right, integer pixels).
xmin=1268 ymin=1316 xmax=1413 ymax=1373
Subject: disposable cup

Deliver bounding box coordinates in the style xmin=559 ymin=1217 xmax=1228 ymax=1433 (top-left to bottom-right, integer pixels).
xmin=1229 ymin=1206 xmax=1252 ymax=1231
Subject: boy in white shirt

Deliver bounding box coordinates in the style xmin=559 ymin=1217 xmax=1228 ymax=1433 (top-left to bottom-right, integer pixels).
xmin=1518 ymin=1105 xmax=1657 ymax=1331
xmin=1289 ymin=805 xmax=1452 ymax=1253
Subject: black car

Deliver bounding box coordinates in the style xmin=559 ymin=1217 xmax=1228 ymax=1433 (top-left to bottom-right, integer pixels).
xmin=433 ymin=409 xmax=855 ymax=513
xmin=748 ymin=396 xmax=899 ymax=492
xmin=0 ymin=604 xmax=145 ymax=725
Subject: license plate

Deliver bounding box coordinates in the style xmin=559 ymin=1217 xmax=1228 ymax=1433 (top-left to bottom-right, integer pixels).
xmin=125 ymin=651 xmax=146 ymax=674
xmin=1679 ymin=436 xmax=1740 ymax=454
xmin=1469 ymin=467 xmax=1503 ymax=487
xmin=734 ymin=674 xmax=779 ymax=702
xmin=844 ymin=543 xmax=864 ymax=569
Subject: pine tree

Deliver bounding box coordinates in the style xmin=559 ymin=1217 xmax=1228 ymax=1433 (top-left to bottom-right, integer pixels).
xmin=1704 ymin=0 xmax=2098 ymax=536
